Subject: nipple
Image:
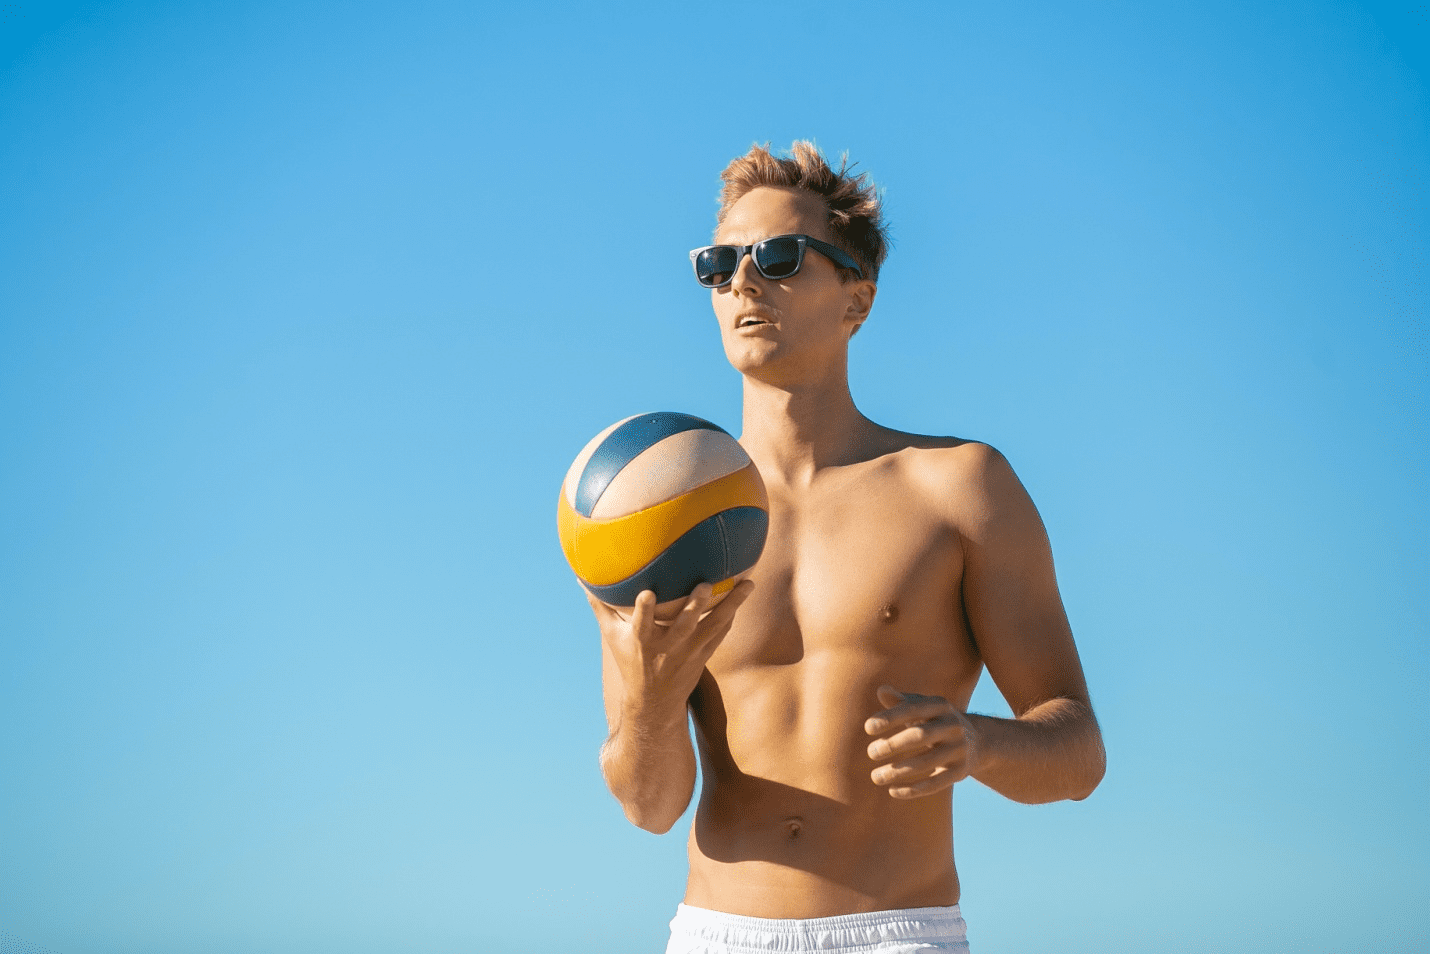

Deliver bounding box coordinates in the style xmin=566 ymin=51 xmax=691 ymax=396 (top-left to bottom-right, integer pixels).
xmin=879 ymin=603 xmax=899 ymax=624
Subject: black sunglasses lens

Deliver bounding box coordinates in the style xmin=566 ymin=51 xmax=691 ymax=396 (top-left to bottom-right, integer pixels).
xmin=695 ymin=247 xmax=738 ymax=287
xmin=755 ymin=237 xmax=802 ymax=279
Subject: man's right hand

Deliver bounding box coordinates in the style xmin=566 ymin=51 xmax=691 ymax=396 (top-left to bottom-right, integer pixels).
xmin=589 ymin=580 xmax=753 ymax=715
xmin=593 ymin=580 xmax=753 ymax=832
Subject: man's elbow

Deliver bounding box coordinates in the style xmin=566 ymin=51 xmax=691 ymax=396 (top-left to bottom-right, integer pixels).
xmin=623 ymin=803 xmax=682 ymax=835
xmin=600 ymin=753 xmax=689 ymax=833
xmin=1069 ymin=740 xmax=1107 ymax=801
xmin=1061 ymin=700 xmax=1105 ymax=801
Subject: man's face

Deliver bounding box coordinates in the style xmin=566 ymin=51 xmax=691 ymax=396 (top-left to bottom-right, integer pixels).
xmin=710 ymin=187 xmax=874 ymax=384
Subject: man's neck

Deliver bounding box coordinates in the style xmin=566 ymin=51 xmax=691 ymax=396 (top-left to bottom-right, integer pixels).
xmin=739 ymin=369 xmax=881 ymax=487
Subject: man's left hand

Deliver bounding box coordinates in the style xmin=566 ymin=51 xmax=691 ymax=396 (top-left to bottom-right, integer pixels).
xmin=864 ymin=685 xmax=979 ymax=799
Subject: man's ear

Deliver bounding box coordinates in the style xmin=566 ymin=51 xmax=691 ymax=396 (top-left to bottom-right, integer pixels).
xmin=845 ymin=279 xmax=877 ymax=338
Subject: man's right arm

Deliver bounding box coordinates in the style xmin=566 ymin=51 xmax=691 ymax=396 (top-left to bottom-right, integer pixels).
xmin=593 ymin=582 xmax=752 ymax=834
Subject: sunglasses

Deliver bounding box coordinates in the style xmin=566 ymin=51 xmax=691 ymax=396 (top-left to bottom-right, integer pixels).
xmin=689 ymin=233 xmax=863 ymax=288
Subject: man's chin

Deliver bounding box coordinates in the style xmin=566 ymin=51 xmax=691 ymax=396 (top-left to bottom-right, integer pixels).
xmin=723 ymin=340 xmax=785 ymax=376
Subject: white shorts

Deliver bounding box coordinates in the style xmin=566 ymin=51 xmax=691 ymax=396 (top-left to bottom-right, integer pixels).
xmin=665 ymin=902 xmax=971 ymax=953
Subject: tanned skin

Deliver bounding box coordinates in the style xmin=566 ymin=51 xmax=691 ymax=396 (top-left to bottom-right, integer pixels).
xmin=591 ymin=186 xmax=1105 ymax=919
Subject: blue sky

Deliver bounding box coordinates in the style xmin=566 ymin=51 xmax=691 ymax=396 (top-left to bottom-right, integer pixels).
xmin=1 ymin=1 xmax=1425 ymax=952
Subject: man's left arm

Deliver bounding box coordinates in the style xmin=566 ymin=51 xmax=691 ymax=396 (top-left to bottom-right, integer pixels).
xmin=866 ymin=443 xmax=1106 ymax=805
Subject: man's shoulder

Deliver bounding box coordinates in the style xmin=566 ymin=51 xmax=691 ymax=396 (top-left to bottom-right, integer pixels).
xmin=876 ymin=430 xmax=1011 ymax=485
xmin=872 ymin=431 xmax=1021 ymax=521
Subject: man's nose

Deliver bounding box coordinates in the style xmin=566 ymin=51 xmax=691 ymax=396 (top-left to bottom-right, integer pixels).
xmin=729 ymin=252 xmax=762 ymax=296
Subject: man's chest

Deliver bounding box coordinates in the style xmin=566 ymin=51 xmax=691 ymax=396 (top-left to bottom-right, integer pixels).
xmin=711 ymin=475 xmax=966 ymax=668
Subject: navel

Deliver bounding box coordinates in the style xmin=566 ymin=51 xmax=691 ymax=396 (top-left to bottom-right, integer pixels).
xmin=879 ymin=602 xmax=899 ymax=624
xmin=783 ymin=816 xmax=804 ymax=839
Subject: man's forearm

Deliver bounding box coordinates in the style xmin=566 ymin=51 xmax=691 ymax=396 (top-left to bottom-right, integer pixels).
xmin=599 ymin=702 xmax=697 ymax=834
xmin=967 ymin=698 xmax=1105 ymax=804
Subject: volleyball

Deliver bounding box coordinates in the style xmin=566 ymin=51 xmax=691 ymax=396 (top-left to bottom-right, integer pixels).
xmin=558 ymin=412 xmax=769 ymax=619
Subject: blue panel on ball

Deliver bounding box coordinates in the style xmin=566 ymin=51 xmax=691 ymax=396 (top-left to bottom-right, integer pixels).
xmin=573 ymin=412 xmax=726 ymax=517
xmin=717 ymin=505 xmax=769 ymax=579
xmin=583 ymin=506 xmax=768 ymax=606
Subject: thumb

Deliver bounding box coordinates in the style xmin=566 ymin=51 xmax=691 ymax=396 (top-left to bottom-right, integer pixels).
xmin=583 ymin=588 xmax=619 ymax=623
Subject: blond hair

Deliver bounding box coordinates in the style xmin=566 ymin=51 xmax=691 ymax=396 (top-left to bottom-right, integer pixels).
xmin=716 ymin=141 xmax=889 ymax=283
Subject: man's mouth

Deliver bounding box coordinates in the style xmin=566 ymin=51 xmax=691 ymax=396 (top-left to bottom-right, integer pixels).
xmin=736 ymin=312 xmax=775 ymax=328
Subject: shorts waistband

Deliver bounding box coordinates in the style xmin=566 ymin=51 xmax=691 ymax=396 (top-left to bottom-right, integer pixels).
xmin=668 ymin=903 xmax=967 ymax=953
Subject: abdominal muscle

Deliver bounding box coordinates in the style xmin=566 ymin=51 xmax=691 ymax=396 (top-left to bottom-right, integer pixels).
xmin=682 ymin=644 xmax=977 ymax=918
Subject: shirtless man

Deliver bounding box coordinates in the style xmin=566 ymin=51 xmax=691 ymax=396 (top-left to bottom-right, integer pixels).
xmin=589 ymin=142 xmax=1106 ymax=953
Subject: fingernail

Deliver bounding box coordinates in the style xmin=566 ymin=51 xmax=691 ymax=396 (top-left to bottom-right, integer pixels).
xmin=866 ymin=719 xmax=885 ymax=733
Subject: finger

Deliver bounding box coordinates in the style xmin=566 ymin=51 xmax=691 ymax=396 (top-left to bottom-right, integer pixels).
xmin=864 ymin=697 xmax=955 ymax=736
xmin=695 ymin=579 xmax=754 ymax=635
xmin=627 ymin=590 xmax=658 ymax=639
xmin=887 ymin=767 xmax=959 ymax=799
xmin=685 ymin=583 xmax=749 ymax=655
xmin=876 ymin=684 xmax=942 ymax=708
xmin=663 ymin=580 xmax=751 ymax=668
xmin=664 ymin=583 xmax=715 ymax=640
xmin=585 ymin=591 xmax=632 ymax=640
xmin=584 ymin=589 xmax=615 ymax=619
xmin=871 ymin=744 xmax=971 ymax=787
xmin=867 ymin=717 xmax=964 ymax=761
xmin=876 ymin=685 xmax=908 ymax=709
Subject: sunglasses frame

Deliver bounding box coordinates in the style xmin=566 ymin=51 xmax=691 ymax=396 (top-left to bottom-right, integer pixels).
xmin=689 ymin=233 xmax=864 ymax=288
